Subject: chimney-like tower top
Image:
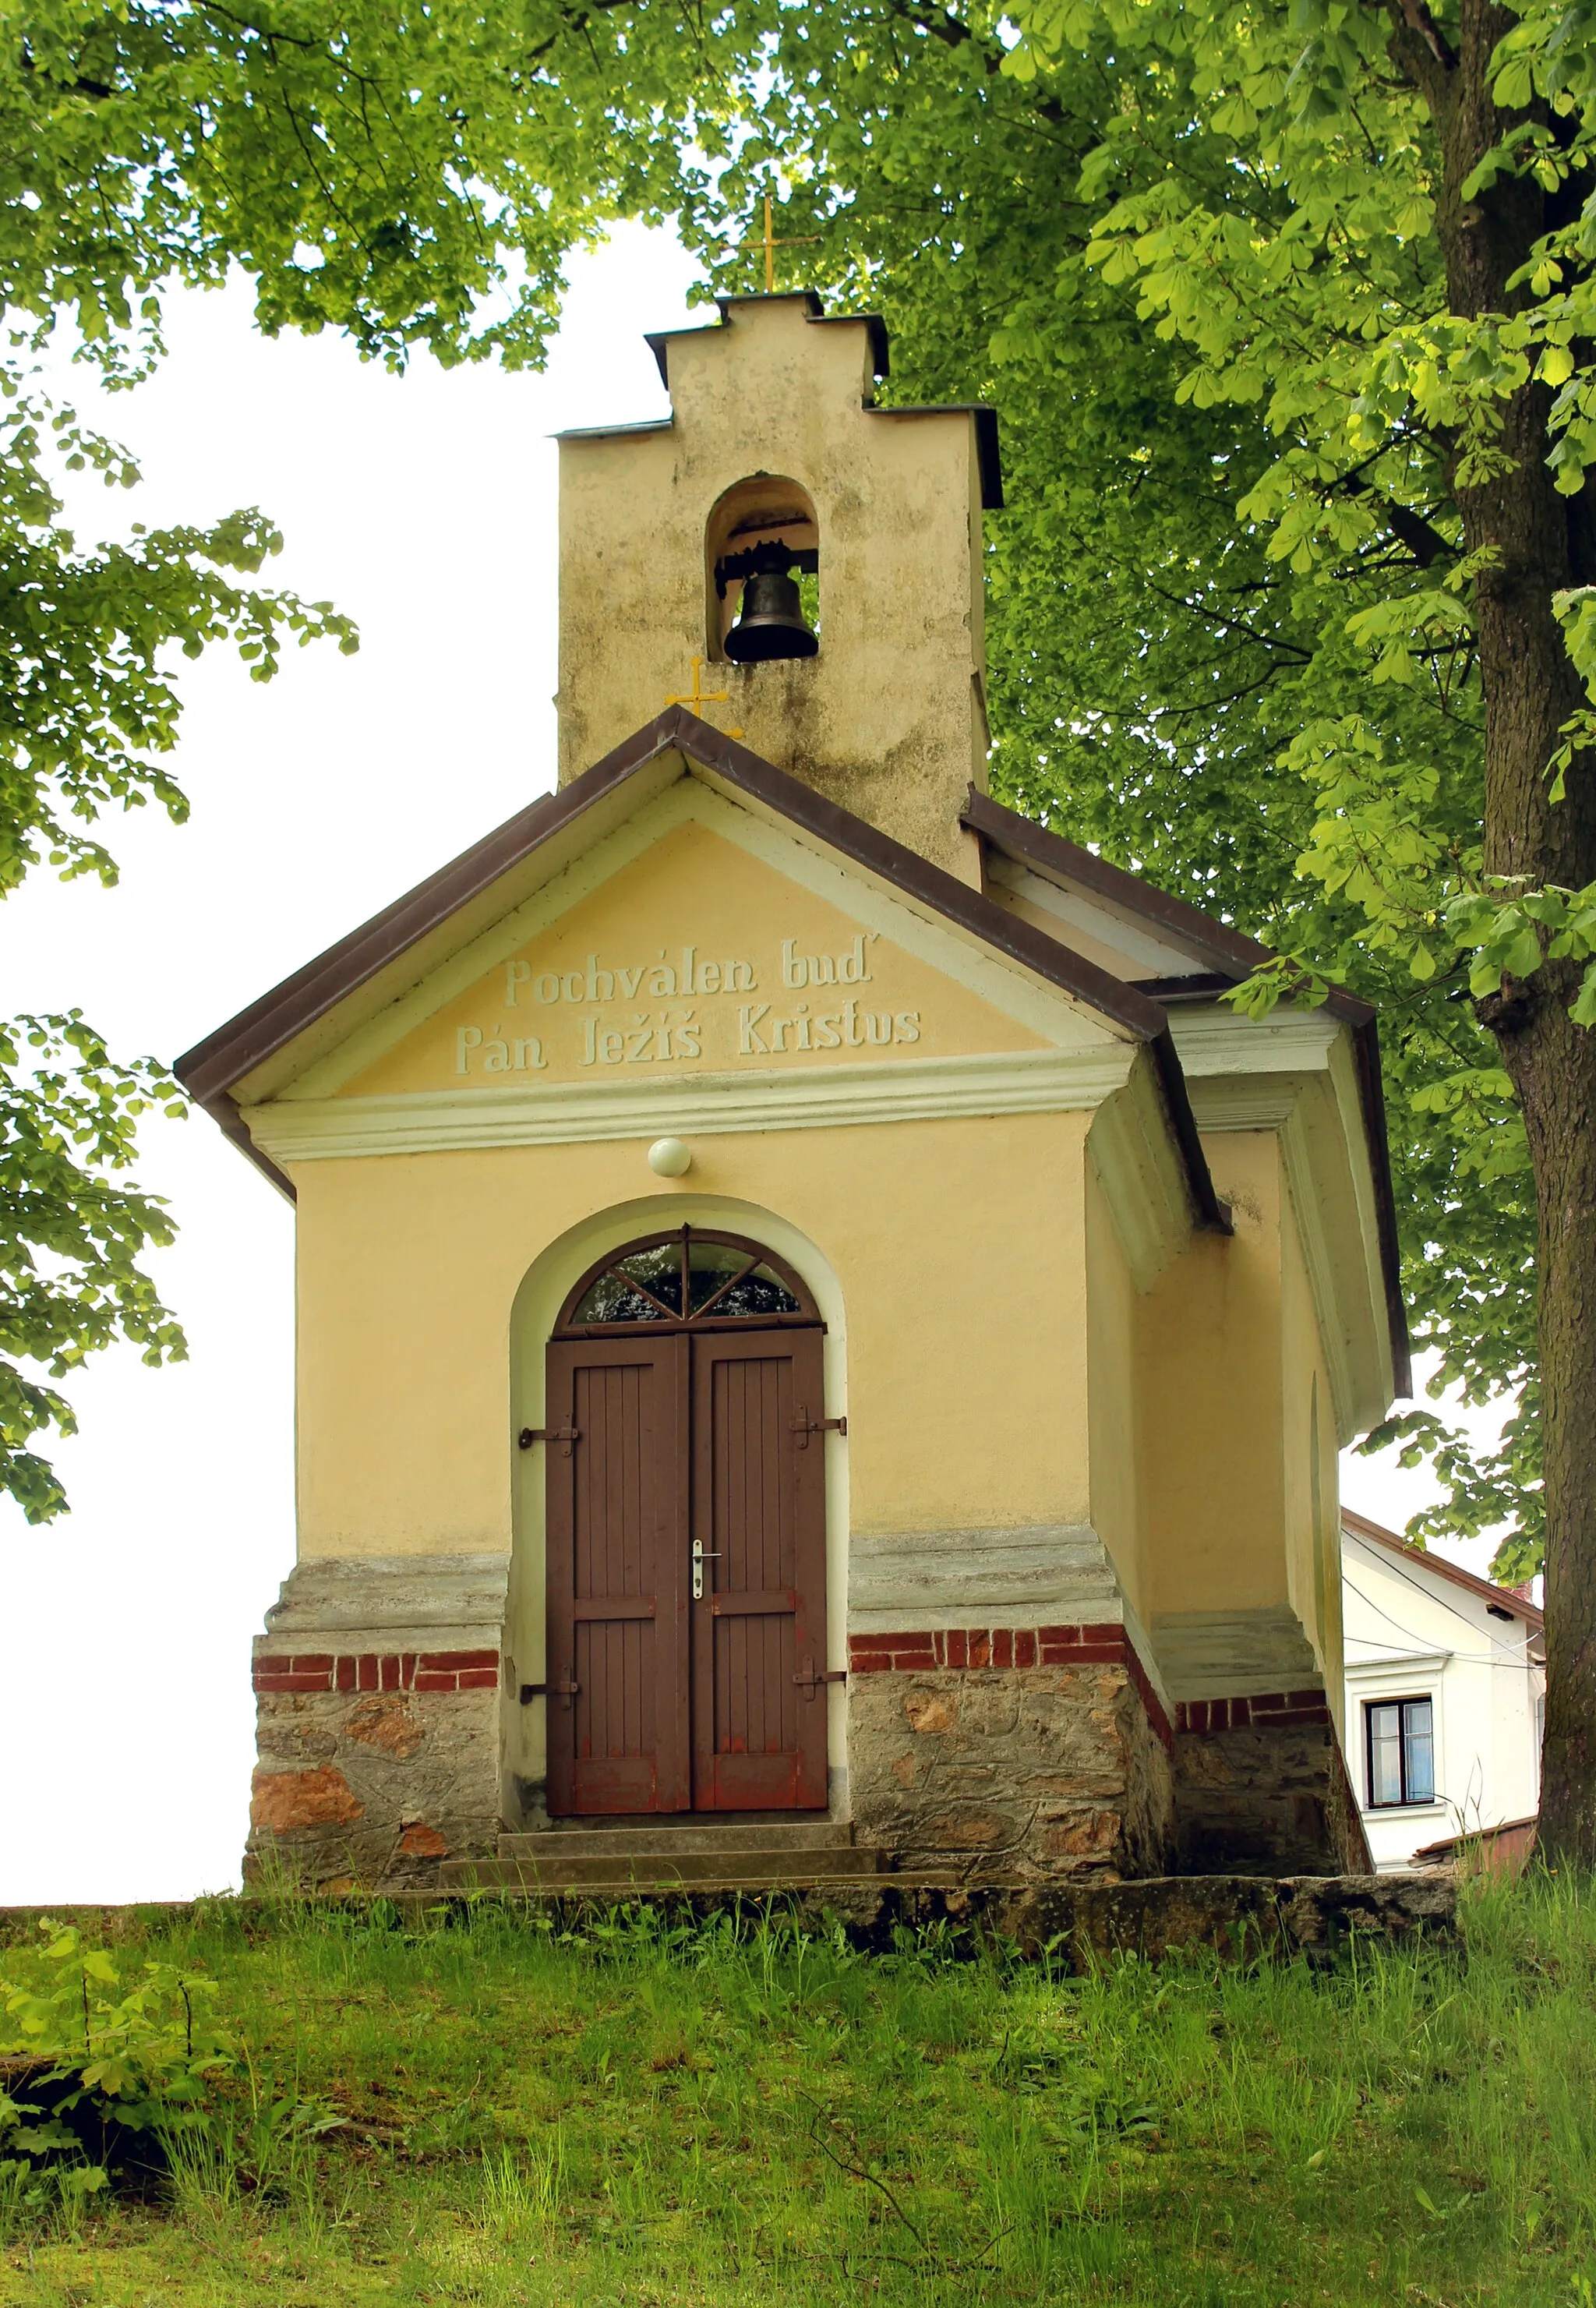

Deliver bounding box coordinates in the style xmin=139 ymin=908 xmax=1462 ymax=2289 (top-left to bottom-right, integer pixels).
xmin=555 ymin=294 xmax=1001 ymax=883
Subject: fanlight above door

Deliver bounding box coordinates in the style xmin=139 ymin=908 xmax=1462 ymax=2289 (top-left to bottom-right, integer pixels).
xmin=556 ymin=1227 xmax=818 ymax=1335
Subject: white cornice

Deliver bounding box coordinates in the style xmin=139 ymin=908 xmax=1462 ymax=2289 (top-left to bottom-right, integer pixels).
xmin=242 ymin=1044 xmax=1139 ymax=1165
xmin=1150 ymin=1603 xmax=1322 ymax=1702
xmin=1344 ymin=1650 xmax=1451 ymax=1678
xmin=1170 ymin=1006 xmax=1342 ymax=1080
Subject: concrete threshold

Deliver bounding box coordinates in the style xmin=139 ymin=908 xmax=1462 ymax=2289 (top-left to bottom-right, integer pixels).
xmin=441 ymin=1844 xmax=884 ymax=1892
xmin=498 ymin=1821 xmax=856 ymax=1858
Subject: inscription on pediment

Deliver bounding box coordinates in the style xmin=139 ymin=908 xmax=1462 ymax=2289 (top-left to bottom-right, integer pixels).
xmin=332 ymin=819 xmax=1061 ymax=1101
xmin=452 ymin=932 xmax=922 ymax=1077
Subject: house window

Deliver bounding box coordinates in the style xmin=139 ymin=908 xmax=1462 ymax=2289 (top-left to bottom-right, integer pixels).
xmin=1365 ymin=1697 xmax=1435 ymax=1808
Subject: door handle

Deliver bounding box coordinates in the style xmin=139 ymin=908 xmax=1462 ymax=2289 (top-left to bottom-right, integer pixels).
xmin=691 ymin=1539 xmax=721 ymax=1602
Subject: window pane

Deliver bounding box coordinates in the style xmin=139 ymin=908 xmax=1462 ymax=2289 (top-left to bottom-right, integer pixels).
xmin=687 ymin=1241 xmax=754 ymax=1312
xmin=568 ymin=1235 xmax=801 ymax=1325
xmin=704 ymin=1261 xmax=801 ymax=1318
xmin=1368 ymin=1705 xmax=1404 ymax=1806
xmin=572 ymin=1243 xmax=680 ymax=1323
xmin=1402 ymin=1700 xmax=1435 ymax=1804
xmin=613 ymin=1245 xmax=683 ymax=1314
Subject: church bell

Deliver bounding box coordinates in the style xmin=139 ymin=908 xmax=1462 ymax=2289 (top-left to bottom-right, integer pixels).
xmin=721 ymin=539 xmax=819 ymax=663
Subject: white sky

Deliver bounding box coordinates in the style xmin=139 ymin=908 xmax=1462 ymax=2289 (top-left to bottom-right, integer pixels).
xmin=0 ymin=224 xmax=1513 ymax=1903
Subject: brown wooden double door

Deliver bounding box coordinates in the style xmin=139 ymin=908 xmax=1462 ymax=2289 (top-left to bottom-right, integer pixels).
xmin=543 ymin=1326 xmax=829 ymax=1814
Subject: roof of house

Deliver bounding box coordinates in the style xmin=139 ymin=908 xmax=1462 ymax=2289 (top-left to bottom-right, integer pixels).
xmin=965 ymin=790 xmax=1410 ymax=1391
xmin=1341 ymin=1506 xmax=1543 ymax=1631
xmin=174 ymin=709 xmax=1228 ymax=1228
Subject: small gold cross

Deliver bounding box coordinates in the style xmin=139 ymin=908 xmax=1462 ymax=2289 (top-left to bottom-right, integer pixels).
xmin=666 ymin=656 xmax=743 ymax=739
xmin=732 ymin=193 xmax=822 ymax=295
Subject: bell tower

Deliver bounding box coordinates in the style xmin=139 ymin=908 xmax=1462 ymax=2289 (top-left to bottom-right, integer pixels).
xmin=555 ymin=293 xmax=1001 ymax=885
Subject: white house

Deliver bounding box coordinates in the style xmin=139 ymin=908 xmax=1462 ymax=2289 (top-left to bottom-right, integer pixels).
xmin=1341 ymin=1508 xmax=1545 ymax=1869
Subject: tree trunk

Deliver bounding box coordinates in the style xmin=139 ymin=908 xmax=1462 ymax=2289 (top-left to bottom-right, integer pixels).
xmin=1410 ymin=0 xmax=1596 ymax=1862
xmin=1490 ymin=973 xmax=1596 ymax=1862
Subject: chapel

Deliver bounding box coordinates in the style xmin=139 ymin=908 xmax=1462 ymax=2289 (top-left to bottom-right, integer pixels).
xmin=178 ymin=292 xmax=1408 ymax=1893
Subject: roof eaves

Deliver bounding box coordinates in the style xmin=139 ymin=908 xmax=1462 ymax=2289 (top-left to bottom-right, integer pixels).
xmin=1341 ymin=1508 xmax=1543 ymax=1628
xmin=966 ymin=787 xmax=1410 ymax=1391
xmin=964 ymin=787 xmax=1269 ymax=980
xmin=554 ymin=417 xmax=675 ymax=444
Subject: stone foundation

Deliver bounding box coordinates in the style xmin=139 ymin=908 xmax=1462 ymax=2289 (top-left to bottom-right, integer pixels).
xmin=1172 ymin=1691 xmax=1374 ymax=1875
xmin=246 ymin=1553 xmax=509 ymax=1891
xmin=846 ymin=1624 xmax=1175 ymax=1881
xmin=243 ymin=1564 xmax=1368 ymax=1890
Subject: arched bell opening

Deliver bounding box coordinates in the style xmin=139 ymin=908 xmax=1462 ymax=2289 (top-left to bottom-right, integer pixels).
xmin=705 ymin=474 xmax=820 ymax=665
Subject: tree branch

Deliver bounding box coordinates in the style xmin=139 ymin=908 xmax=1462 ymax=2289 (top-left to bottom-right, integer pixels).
xmin=883 ymin=0 xmax=1068 ymax=125
xmin=1377 ymin=0 xmax=1457 ymax=109
xmin=1339 ymin=475 xmax=1456 ymax=567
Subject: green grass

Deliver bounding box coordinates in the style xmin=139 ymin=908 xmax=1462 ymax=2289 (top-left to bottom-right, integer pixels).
xmin=3 ymin=1873 xmax=1594 ymax=2306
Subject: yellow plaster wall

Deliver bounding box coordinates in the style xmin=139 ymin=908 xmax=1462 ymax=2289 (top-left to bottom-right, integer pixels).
xmin=1279 ymin=1186 xmax=1347 ymax=1729
xmin=1137 ymin=1133 xmax=1287 ymax=1618
xmin=557 ymin=299 xmax=988 ymax=881
xmin=289 ymin=1110 xmax=1094 ymax=1564
xmin=339 ymin=819 xmax=1047 ymax=1101
xmin=1085 ymin=1165 xmax=1146 ymax=1622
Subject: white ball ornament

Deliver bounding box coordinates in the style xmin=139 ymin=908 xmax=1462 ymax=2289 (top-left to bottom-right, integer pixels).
xmin=648 ymin=1137 xmax=692 ymax=1178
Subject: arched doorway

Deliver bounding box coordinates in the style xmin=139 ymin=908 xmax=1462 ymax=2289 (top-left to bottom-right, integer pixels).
xmin=531 ymin=1226 xmax=834 ymax=1816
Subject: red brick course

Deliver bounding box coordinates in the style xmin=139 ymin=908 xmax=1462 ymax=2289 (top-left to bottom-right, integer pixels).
xmin=846 ymin=1625 xmax=1174 ymax=1752
xmin=1174 ymin=1691 xmax=1331 ymax=1734
xmin=253 ymin=1651 xmax=500 ymax=1697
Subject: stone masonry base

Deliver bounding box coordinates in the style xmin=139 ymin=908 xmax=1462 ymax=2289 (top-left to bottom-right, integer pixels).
xmin=249 ymin=1649 xmax=502 ymax=1890
xmin=846 ymin=1624 xmax=1176 ymax=1881
xmin=244 ymin=1610 xmax=1370 ymax=1889
xmin=1172 ymin=1691 xmax=1375 ymax=1874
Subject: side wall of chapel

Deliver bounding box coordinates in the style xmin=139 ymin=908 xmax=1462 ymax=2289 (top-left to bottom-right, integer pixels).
xmin=1135 ymin=1129 xmax=1370 ymax=1875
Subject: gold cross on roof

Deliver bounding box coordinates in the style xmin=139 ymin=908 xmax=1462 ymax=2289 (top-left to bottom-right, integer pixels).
xmin=665 ymin=656 xmax=743 ymax=739
xmin=733 ymin=193 xmax=821 ymax=295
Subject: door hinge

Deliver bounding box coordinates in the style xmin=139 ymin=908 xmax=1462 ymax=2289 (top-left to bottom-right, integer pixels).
xmin=793 ymin=1658 xmax=848 ymax=1698
xmin=519 ymin=1425 xmax=580 ymax=1455
xmin=791 ymin=1405 xmax=846 ymax=1447
xmin=520 ymin=1677 xmax=581 ymax=1707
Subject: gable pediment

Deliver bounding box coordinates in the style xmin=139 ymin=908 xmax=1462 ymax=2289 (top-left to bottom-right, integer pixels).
xmin=305 ymin=799 xmax=1091 ymax=1108
xmin=178 ymin=712 xmax=1221 ymax=1228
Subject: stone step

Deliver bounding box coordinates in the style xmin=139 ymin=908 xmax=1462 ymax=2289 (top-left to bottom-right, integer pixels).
xmin=439 ymin=1845 xmax=886 ymax=1893
xmin=433 ymin=1865 xmax=957 ymax=1900
xmin=498 ymin=1822 xmax=854 ymax=1858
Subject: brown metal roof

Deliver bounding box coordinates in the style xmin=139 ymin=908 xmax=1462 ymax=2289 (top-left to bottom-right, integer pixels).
xmin=1342 ymin=1507 xmax=1542 ymax=1630
xmin=964 ymin=788 xmax=1411 ymax=1392
xmin=175 ymin=710 xmax=1227 ymax=1230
